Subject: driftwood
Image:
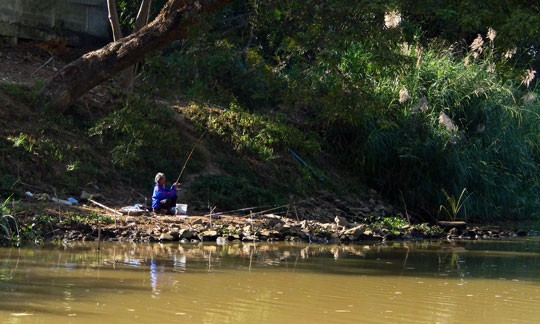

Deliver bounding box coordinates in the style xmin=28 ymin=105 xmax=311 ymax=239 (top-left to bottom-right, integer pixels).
xmin=89 ymin=199 xmax=122 ymax=216
xmin=438 ymin=221 xmax=467 ymax=230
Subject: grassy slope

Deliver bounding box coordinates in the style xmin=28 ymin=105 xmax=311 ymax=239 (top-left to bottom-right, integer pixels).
xmin=2 ymin=46 xmax=539 ymax=228
xmin=0 ymin=83 xmax=119 ymax=198
xmin=0 ymin=83 xmax=349 ymax=214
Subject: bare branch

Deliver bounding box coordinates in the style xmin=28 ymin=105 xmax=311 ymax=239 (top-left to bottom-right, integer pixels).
xmin=243 ymin=25 xmax=254 ymax=52
xmin=135 ymin=0 xmax=153 ymax=32
xmin=106 ymin=0 xmax=123 ymax=41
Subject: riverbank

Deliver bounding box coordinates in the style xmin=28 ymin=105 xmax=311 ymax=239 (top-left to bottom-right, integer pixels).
xmin=2 ymin=197 xmax=535 ymax=246
xmin=64 ymin=212 xmax=532 ymax=244
xmin=1 ymin=41 xmax=539 ymax=246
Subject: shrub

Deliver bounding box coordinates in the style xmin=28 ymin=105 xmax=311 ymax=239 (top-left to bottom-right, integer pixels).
xmin=183 ymin=102 xmax=320 ymax=160
xmin=90 ymin=96 xmax=205 ymax=187
xmin=350 ymin=48 xmax=540 ymax=221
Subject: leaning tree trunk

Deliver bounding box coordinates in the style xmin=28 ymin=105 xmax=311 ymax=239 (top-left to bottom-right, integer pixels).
xmin=39 ymin=0 xmax=232 ymax=114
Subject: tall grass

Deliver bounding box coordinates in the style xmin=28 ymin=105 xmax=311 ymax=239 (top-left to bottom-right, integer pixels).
xmin=350 ymin=47 xmax=540 ymax=222
xmin=140 ymin=15 xmax=540 ymax=223
xmin=0 ymin=196 xmax=19 ymax=243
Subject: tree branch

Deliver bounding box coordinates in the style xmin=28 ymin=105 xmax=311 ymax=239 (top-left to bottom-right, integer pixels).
xmin=39 ymin=0 xmax=233 ymax=113
xmin=107 ymin=0 xmax=123 ymax=41
xmin=135 ymin=0 xmax=153 ymax=32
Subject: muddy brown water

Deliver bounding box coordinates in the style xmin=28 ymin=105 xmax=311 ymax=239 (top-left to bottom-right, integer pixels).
xmin=1 ymin=239 xmax=539 ymax=323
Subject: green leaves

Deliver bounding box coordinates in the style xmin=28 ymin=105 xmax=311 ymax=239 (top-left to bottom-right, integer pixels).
xmin=183 ymin=103 xmax=320 ymax=160
xmin=136 ymin=0 xmax=540 ymax=222
xmin=0 ymin=195 xmax=19 ymax=244
xmin=400 ymin=0 xmax=540 ymax=71
xmin=439 ymin=188 xmax=470 ymax=221
xmin=89 ymin=96 xmax=202 ymax=187
xmin=190 ymin=174 xmax=282 ymax=210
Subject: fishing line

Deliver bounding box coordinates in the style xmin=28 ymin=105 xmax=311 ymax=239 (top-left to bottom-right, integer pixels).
xmin=175 ymin=131 xmax=205 ymax=184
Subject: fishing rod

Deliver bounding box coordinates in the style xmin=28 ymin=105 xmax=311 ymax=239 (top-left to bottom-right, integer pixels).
xmin=203 ymin=205 xmax=271 ymax=217
xmin=175 ymin=131 xmax=205 ymax=184
xmin=289 ymin=149 xmax=325 ymax=182
xmin=245 ymin=199 xmax=311 ymax=217
xmin=174 ymin=100 xmax=224 ymax=184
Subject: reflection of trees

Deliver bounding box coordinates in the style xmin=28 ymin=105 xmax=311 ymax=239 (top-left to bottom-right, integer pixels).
xmin=1 ymin=240 xmax=539 ymax=284
xmin=2 ymin=242 xmax=379 ymax=283
xmin=1 ymin=240 xmax=538 ymax=323
xmin=0 ymin=247 xmax=19 ymax=282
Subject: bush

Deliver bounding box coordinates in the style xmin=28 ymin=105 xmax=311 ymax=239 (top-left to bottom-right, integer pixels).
xmin=90 ymin=96 xmax=205 ymax=188
xmin=138 ymin=3 xmax=540 ymax=223
xmin=349 ymin=48 xmax=540 ymax=221
xmin=183 ymin=102 xmax=320 ymax=160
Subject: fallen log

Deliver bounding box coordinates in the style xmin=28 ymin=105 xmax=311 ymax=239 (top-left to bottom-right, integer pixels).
xmin=438 ymin=221 xmax=467 ymax=230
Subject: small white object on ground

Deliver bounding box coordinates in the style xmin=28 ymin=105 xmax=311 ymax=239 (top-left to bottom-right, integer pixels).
xmin=216 ymin=237 xmax=228 ymax=245
xmin=51 ymin=197 xmax=73 ymax=205
xmin=176 ymin=203 xmax=188 ymax=215
xmin=25 ymin=191 xmax=33 ymax=198
xmin=120 ymin=204 xmax=144 ymax=216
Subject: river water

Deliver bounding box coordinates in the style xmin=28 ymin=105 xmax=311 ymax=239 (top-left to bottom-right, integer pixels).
xmin=1 ymin=239 xmax=539 ymax=323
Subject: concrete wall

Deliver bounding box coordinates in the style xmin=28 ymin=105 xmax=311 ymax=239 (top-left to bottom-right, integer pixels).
xmin=0 ymin=0 xmax=111 ymax=46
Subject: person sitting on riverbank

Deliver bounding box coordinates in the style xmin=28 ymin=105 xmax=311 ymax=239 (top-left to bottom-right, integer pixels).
xmin=152 ymin=172 xmax=179 ymax=215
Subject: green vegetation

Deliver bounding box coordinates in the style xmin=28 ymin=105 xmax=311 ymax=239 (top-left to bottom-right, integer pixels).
xmin=366 ymin=216 xmax=445 ymax=237
xmin=138 ymin=1 xmax=540 ymax=222
xmin=440 ymin=188 xmax=470 ymax=221
xmin=0 ymin=196 xmax=45 ymax=245
xmin=1 ymin=0 xmax=540 ymax=228
xmin=0 ymin=195 xmax=114 ymax=246
xmin=60 ymin=212 xmax=114 ymax=226
xmin=90 ymin=95 xmax=205 ymax=187
xmin=0 ymin=83 xmax=206 ymax=195
xmin=0 ymin=82 xmax=111 ymax=193
xmin=0 ymin=196 xmax=18 ymax=243
xmin=183 ymin=103 xmax=320 ymax=160
xmin=399 ymin=0 xmax=540 ymax=72
xmin=0 ymin=81 xmax=44 ymax=108
xmin=189 ymin=174 xmax=282 ymax=210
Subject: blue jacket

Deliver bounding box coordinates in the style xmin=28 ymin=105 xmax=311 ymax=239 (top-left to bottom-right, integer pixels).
xmin=152 ymin=184 xmax=177 ymax=209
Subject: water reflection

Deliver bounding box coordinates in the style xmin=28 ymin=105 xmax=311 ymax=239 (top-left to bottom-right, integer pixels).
xmin=0 ymin=239 xmax=538 ymax=323
xmin=173 ymin=253 xmax=186 ymax=273
xmin=0 ymin=248 xmax=19 ymax=282
xmin=1 ymin=240 xmax=539 ymax=282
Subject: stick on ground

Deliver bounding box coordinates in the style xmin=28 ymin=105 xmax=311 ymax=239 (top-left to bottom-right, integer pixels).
xmin=89 ymin=199 xmax=122 ymax=216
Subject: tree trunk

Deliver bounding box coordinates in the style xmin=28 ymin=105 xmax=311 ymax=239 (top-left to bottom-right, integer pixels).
xmin=39 ymin=0 xmax=232 ymax=114
xmin=108 ymin=0 xmax=153 ymax=90
xmin=120 ymin=0 xmax=153 ymax=91
xmin=135 ymin=0 xmax=153 ymax=31
xmin=107 ymin=0 xmax=123 ymax=41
